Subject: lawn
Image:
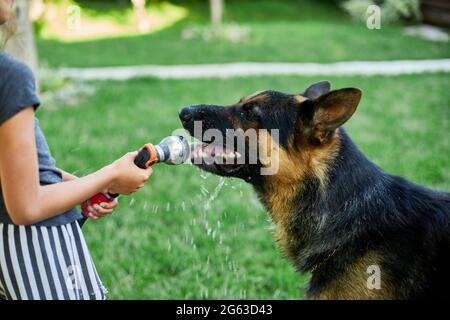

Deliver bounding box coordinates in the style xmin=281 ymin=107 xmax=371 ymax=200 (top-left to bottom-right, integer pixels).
xmin=36 ymin=0 xmax=450 ymax=68
xmin=37 ymin=73 xmax=450 ymax=299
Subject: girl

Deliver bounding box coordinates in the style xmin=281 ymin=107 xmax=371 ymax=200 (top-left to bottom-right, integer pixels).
xmin=0 ymin=0 xmax=153 ymax=300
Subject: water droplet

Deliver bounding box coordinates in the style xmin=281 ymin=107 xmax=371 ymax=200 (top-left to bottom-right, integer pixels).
xmin=200 ymin=171 xmax=208 ymax=180
xmin=200 ymin=185 xmax=209 ymax=196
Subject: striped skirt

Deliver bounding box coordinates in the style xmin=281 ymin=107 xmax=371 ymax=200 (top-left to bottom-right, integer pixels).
xmin=0 ymin=221 xmax=106 ymax=300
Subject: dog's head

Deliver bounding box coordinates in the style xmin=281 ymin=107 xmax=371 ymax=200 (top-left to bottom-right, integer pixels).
xmin=179 ymin=81 xmax=362 ymax=185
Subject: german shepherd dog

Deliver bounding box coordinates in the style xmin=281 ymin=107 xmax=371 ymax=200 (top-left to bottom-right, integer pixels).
xmin=179 ymin=81 xmax=450 ymax=300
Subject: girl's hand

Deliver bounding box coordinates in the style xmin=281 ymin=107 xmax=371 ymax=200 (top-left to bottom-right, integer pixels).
xmin=109 ymin=151 xmax=153 ymax=195
xmin=85 ymin=197 xmax=119 ymax=220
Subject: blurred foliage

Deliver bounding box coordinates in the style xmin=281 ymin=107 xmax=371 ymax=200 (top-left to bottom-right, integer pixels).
xmin=36 ymin=0 xmax=450 ymax=67
xmin=342 ymin=0 xmax=421 ymax=24
xmin=39 ymin=68 xmax=96 ymax=110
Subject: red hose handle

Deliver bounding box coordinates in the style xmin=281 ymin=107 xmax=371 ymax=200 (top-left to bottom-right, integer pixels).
xmin=81 ymin=144 xmax=157 ymax=218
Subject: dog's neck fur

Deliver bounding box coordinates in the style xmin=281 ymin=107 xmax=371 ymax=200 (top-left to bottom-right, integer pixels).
xmin=254 ymin=128 xmax=386 ymax=273
xmin=252 ymin=127 xmax=449 ymax=299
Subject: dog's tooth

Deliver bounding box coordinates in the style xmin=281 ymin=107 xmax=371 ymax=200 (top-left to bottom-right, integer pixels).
xmin=222 ymin=152 xmax=235 ymax=163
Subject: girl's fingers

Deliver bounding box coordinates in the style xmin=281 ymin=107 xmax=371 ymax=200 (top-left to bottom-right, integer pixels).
xmin=93 ymin=204 xmax=114 ymax=214
xmin=90 ymin=211 xmax=111 ymax=219
xmin=93 ymin=213 xmax=111 ymax=219
xmin=100 ymin=200 xmax=118 ymax=209
xmin=88 ymin=212 xmax=99 ymax=220
xmin=86 ymin=198 xmax=119 ymax=220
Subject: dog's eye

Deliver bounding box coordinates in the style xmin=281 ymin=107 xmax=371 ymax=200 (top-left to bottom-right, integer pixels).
xmin=242 ymin=103 xmax=255 ymax=118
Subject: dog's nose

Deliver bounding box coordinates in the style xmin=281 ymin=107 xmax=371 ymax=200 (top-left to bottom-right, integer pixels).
xmin=179 ymin=106 xmax=194 ymax=124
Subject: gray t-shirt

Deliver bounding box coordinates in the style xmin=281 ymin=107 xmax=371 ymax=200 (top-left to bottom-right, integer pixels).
xmin=0 ymin=53 xmax=82 ymax=226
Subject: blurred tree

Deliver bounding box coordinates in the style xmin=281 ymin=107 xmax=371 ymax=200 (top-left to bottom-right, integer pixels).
xmin=131 ymin=0 xmax=151 ymax=32
xmin=210 ymin=0 xmax=224 ymax=33
xmin=5 ymin=0 xmax=38 ymax=74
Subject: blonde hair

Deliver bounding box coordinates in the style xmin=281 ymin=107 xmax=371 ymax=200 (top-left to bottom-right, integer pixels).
xmin=0 ymin=12 xmax=17 ymax=49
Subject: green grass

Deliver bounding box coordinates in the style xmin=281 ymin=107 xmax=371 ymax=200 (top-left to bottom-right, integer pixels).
xmin=37 ymin=73 xmax=450 ymax=299
xmin=37 ymin=0 xmax=450 ymax=68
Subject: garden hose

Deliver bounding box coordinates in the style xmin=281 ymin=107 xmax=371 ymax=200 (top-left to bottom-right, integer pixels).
xmin=81 ymin=135 xmax=190 ymax=217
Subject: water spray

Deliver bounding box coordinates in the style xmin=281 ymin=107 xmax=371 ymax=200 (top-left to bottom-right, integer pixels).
xmin=81 ymin=136 xmax=190 ymax=217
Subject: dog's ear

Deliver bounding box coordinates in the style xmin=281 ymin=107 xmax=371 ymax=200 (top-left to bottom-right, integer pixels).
xmin=303 ymin=81 xmax=331 ymax=99
xmin=299 ymin=88 xmax=362 ymax=144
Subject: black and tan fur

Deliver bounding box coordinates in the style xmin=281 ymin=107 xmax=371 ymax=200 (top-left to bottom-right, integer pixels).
xmin=179 ymin=81 xmax=450 ymax=300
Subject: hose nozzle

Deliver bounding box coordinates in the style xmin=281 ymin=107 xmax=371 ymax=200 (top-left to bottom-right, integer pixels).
xmin=155 ymin=135 xmax=190 ymax=165
xmin=134 ymin=135 xmax=190 ymax=168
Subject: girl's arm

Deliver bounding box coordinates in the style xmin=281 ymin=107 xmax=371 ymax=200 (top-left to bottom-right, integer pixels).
xmin=60 ymin=169 xmax=78 ymax=181
xmin=0 ymin=107 xmax=152 ymax=225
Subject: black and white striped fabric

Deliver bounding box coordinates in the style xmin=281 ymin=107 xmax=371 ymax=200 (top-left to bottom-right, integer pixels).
xmin=0 ymin=221 xmax=106 ymax=300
